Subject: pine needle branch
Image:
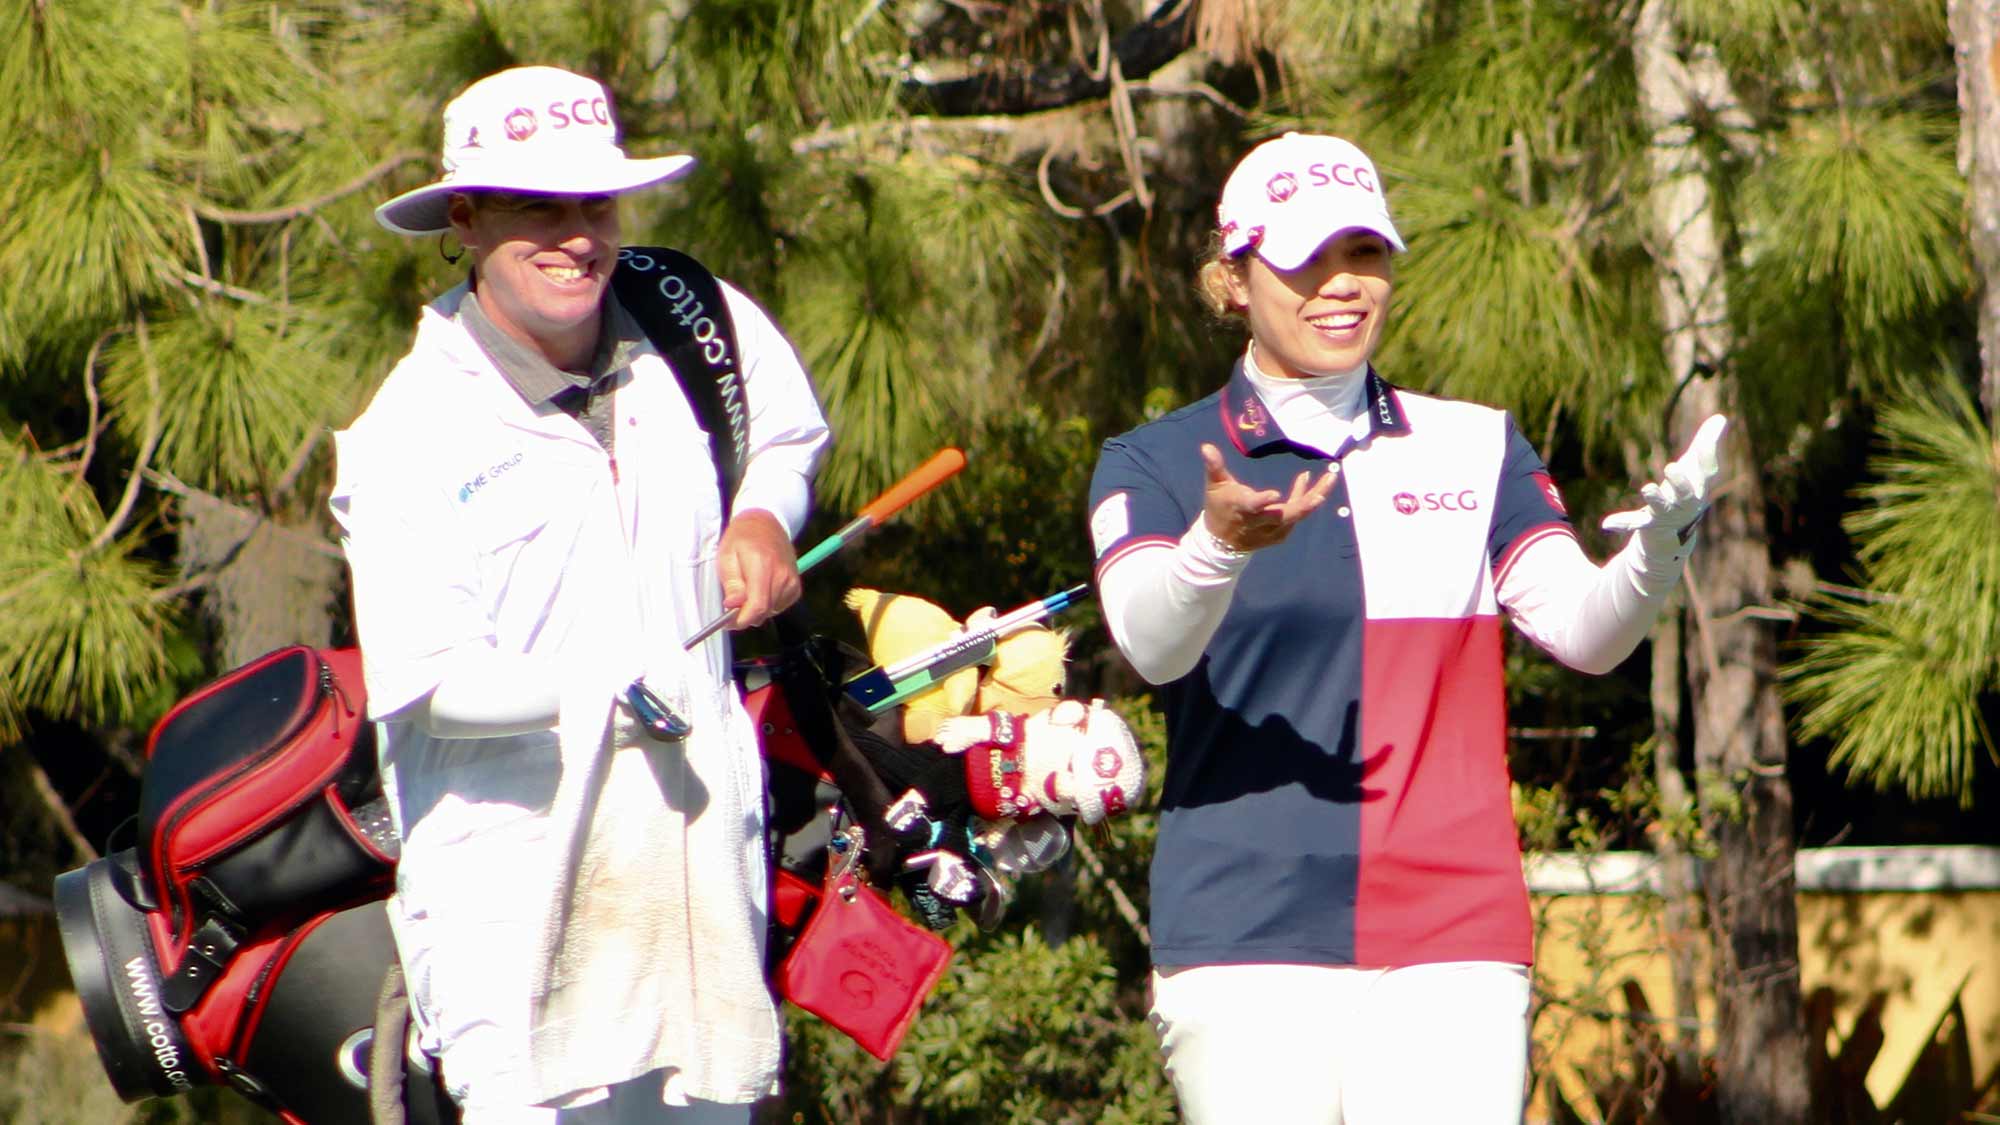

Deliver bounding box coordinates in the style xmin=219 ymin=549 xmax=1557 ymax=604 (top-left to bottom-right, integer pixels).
xmin=173 ymin=268 xmax=272 ymax=305
xmin=24 ymin=753 xmax=96 ymax=864
xmin=74 ymin=327 xmax=117 ymax=484
xmin=191 ymin=149 xmax=427 ymax=225
xmin=1071 ymin=830 xmax=1149 ymax=948
xmin=85 ymin=313 xmax=161 ymax=555
xmin=900 ymin=0 xmax=1197 ymax=116
xmin=142 ymin=467 xmax=344 ymax=563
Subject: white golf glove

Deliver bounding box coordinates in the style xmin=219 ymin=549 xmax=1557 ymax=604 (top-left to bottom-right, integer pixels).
xmin=1601 ymin=414 xmax=1728 ymax=555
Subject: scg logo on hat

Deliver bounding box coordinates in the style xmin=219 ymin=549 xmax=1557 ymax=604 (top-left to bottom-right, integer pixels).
xmin=497 ymin=97 xmax=609 ymax=143
xmin=1306 ymin=161 xmax=1378 ymax=193
xmin=544 ymin=97 xmax=611 ymax=130
xmin=1216 ymin=131 xmax=1407 ymax=271
xmin=374 ymin=65 xmax=695 ymax=237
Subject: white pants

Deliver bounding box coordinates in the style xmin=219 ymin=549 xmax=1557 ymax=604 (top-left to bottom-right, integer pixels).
xmin=457 ymin=1068 xmax=750 ymax=1124
xmin=1148 ymin=961 xmax=1531 ymax=1125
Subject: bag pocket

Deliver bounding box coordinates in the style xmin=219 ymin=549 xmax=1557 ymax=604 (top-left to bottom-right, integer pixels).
xmin=776 ymin=871 xmax=950 ymax=1060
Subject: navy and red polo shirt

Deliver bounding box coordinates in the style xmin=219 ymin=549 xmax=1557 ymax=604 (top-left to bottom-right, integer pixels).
xmin=1088 ymin=363 xmax=1572 ymax=968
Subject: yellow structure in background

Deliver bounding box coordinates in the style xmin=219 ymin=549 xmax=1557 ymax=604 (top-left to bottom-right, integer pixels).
xmin=10 ymin=847 xmax=1998 ymax=1120
xmin=1526 ymin=845 xmax=2000 ymax=1122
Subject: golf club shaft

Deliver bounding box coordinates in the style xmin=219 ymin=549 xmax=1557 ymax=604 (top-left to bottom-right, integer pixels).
xmin=683 ymin=448 xmax=968 ymax=648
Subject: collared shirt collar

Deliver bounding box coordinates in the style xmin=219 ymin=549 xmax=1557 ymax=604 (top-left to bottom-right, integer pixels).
xmin=456 ymin=287 xmax=647 ymax=408
xmin=1217 ymin=359 xmax=1409 ymax=459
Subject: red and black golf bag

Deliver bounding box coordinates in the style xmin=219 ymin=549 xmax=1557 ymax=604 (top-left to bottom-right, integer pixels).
xmin=54 ymin=621 xmax=960 ymax=1124
xmin=53 ymin=644 xmax=454 ymax=1124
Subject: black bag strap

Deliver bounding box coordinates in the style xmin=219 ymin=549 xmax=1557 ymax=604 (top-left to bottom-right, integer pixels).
xmin=610 ymin=247 xmax=749 ymax=519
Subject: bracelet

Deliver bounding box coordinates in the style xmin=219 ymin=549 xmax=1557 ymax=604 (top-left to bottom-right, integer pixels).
xmin=1197 ymin=521 xmax=1251 ymax=561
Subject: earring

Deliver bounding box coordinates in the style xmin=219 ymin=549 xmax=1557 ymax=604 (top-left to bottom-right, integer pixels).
xmin=439 ymin=231 xmax=465 ymax=265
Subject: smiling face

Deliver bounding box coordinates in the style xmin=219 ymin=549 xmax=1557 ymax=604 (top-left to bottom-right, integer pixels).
xmin=1223 ymin=228 xmax=1394 ymax=379
xmin=449 ymin=190 xmax=621 ymax=370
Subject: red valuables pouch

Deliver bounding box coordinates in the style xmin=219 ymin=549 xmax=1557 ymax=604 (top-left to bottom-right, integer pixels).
xmin=777 ymin=870 xmax=950 ymax=1060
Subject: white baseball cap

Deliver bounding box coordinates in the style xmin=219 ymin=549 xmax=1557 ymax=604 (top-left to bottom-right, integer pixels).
xmin=374 ymin=66 xmax=694 ymax=236
xmin=1216 ymin=132 xmax=1405 ymax=269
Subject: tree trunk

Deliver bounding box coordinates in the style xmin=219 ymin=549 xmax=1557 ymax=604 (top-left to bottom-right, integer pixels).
xmin=1951 ymin=0 xmax=2000 ymax=420
xmin=1631 ymin=3 xmax=1816 ymax=1121
xmin=1678 ymin=384 xmax=1812 ymax=1125
xmin=1648 ymin=604 xmax=1706 ymax=1078
xmin=177 ymin=491 xmax=340 ymax=668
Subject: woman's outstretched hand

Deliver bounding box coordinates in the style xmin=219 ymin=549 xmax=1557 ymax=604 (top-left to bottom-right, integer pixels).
xmin=1199 ymin=442 xmax=1338 ymax=553
xmin=1601 ymin=414 xmax=1728 ymax=552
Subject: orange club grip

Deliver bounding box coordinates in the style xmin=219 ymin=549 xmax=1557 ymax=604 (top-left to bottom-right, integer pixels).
xmin=856 ymin=447 xmax=967 ymax=525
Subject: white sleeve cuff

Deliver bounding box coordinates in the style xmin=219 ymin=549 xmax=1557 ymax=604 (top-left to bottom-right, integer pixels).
xmin=1499 ymin=532 xmax=1687 ymax=675
xmin=1099 ymin=519 xmax=1252 ymax=684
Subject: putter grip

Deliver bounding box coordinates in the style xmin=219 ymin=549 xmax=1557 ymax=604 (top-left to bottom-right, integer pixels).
xmin=857 ymin=448 xmax=966 ymax=524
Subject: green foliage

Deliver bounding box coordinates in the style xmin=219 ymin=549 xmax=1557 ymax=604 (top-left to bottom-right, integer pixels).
xmin=1786 ymin=378 xmax=2000 ymax=805
xmin=1286 ymin=0 xmax=1667 ymax=457
xmin=909 ymin=929 xmax=1174 ymax=1124
xmin=774 ymin=695 xmax=1169 ymax=1122
xmin=0 ymin=0 xmax=186 ymax=136
xmin=1736 ymin=112 xmax=1969 ymax=417
xmin=846 ymin=406 xmax=1099 ymax=625
xmin=1386 ymin=154 xmax=1659 ymax=443
xmin=749 ymin=154 xmax=1053 ymax=513
xmin=101 ymin=301 xmax=352 ymax=495
xmin=781 ymin=929 xmax=1174 ymax=1125
xmin=0 ymin=136 xmax=188 ymax=345
xmin=1279 ymin=0 xmax=1435 ymax=74
xmin=1683 ymin=0 xmax=1950 ymax=102
xmin=0 ymin=439 xmax=174 ymax=738
xmin=1375 ymin=0 xmax=1638 ymax=165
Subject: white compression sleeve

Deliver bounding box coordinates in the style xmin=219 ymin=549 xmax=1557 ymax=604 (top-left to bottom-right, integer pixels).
xmin=404 ymin=646 xmax=566 ymax=739
xmin=1098 ymin=520 xmax=1253 ymax=685
xmin=1497 ymin=531 xmax=1692 ymax=675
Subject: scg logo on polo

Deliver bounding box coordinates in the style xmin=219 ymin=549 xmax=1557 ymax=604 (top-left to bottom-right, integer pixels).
xmin=1393 ymin=490 xmax=1479 ymax=513
xmin=1307 ymin=162 xmax=1378 ymax=194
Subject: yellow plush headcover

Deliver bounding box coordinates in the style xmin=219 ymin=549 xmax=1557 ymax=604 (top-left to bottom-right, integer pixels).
xmin=844 ymin=588 xmax=1072 ymax=745
xmin=844 ymin=589 xmax=980 ymax=744
xmin=974 ymin=616 xmax=1069 ymax=718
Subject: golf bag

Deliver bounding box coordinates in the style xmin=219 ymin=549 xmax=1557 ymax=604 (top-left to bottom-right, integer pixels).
xmin=52 ymin=644 xmax=452 ymax=1123
xmin=54 ymin=626 xmax=959 ymax=1121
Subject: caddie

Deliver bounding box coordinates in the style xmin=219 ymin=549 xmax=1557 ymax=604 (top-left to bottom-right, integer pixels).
xmin=329 ymin=64 xmax=829 ymax=1123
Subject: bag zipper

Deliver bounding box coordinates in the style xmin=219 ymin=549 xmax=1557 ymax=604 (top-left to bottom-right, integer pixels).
xmin=154 ymin=648 xmax=335 ymax=935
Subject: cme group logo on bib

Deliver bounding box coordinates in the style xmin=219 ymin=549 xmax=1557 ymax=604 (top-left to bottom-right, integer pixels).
xmin=459 ymin=452 xmax=526 ymax=504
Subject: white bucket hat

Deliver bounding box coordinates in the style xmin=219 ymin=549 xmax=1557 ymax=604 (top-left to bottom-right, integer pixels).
xmin=374 ymin=65 xmax=694 ymax=236
xmin=1216 ymin=132 xmax=1405 ymax=269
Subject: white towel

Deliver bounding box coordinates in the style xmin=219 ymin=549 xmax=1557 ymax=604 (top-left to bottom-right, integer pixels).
xmin=522 ymin=672 xmax=780 ymax=1109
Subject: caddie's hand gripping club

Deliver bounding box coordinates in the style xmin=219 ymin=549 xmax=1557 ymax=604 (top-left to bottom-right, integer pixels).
xmin=681 ymin=447 xmax=969 ymax=650
xmin=631 ymin=448 xmax=968 ymax=742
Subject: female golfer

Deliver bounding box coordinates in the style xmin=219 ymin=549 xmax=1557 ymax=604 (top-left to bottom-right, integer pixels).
xmin=1087 ymin=132 xmax=1723 ymax=1124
